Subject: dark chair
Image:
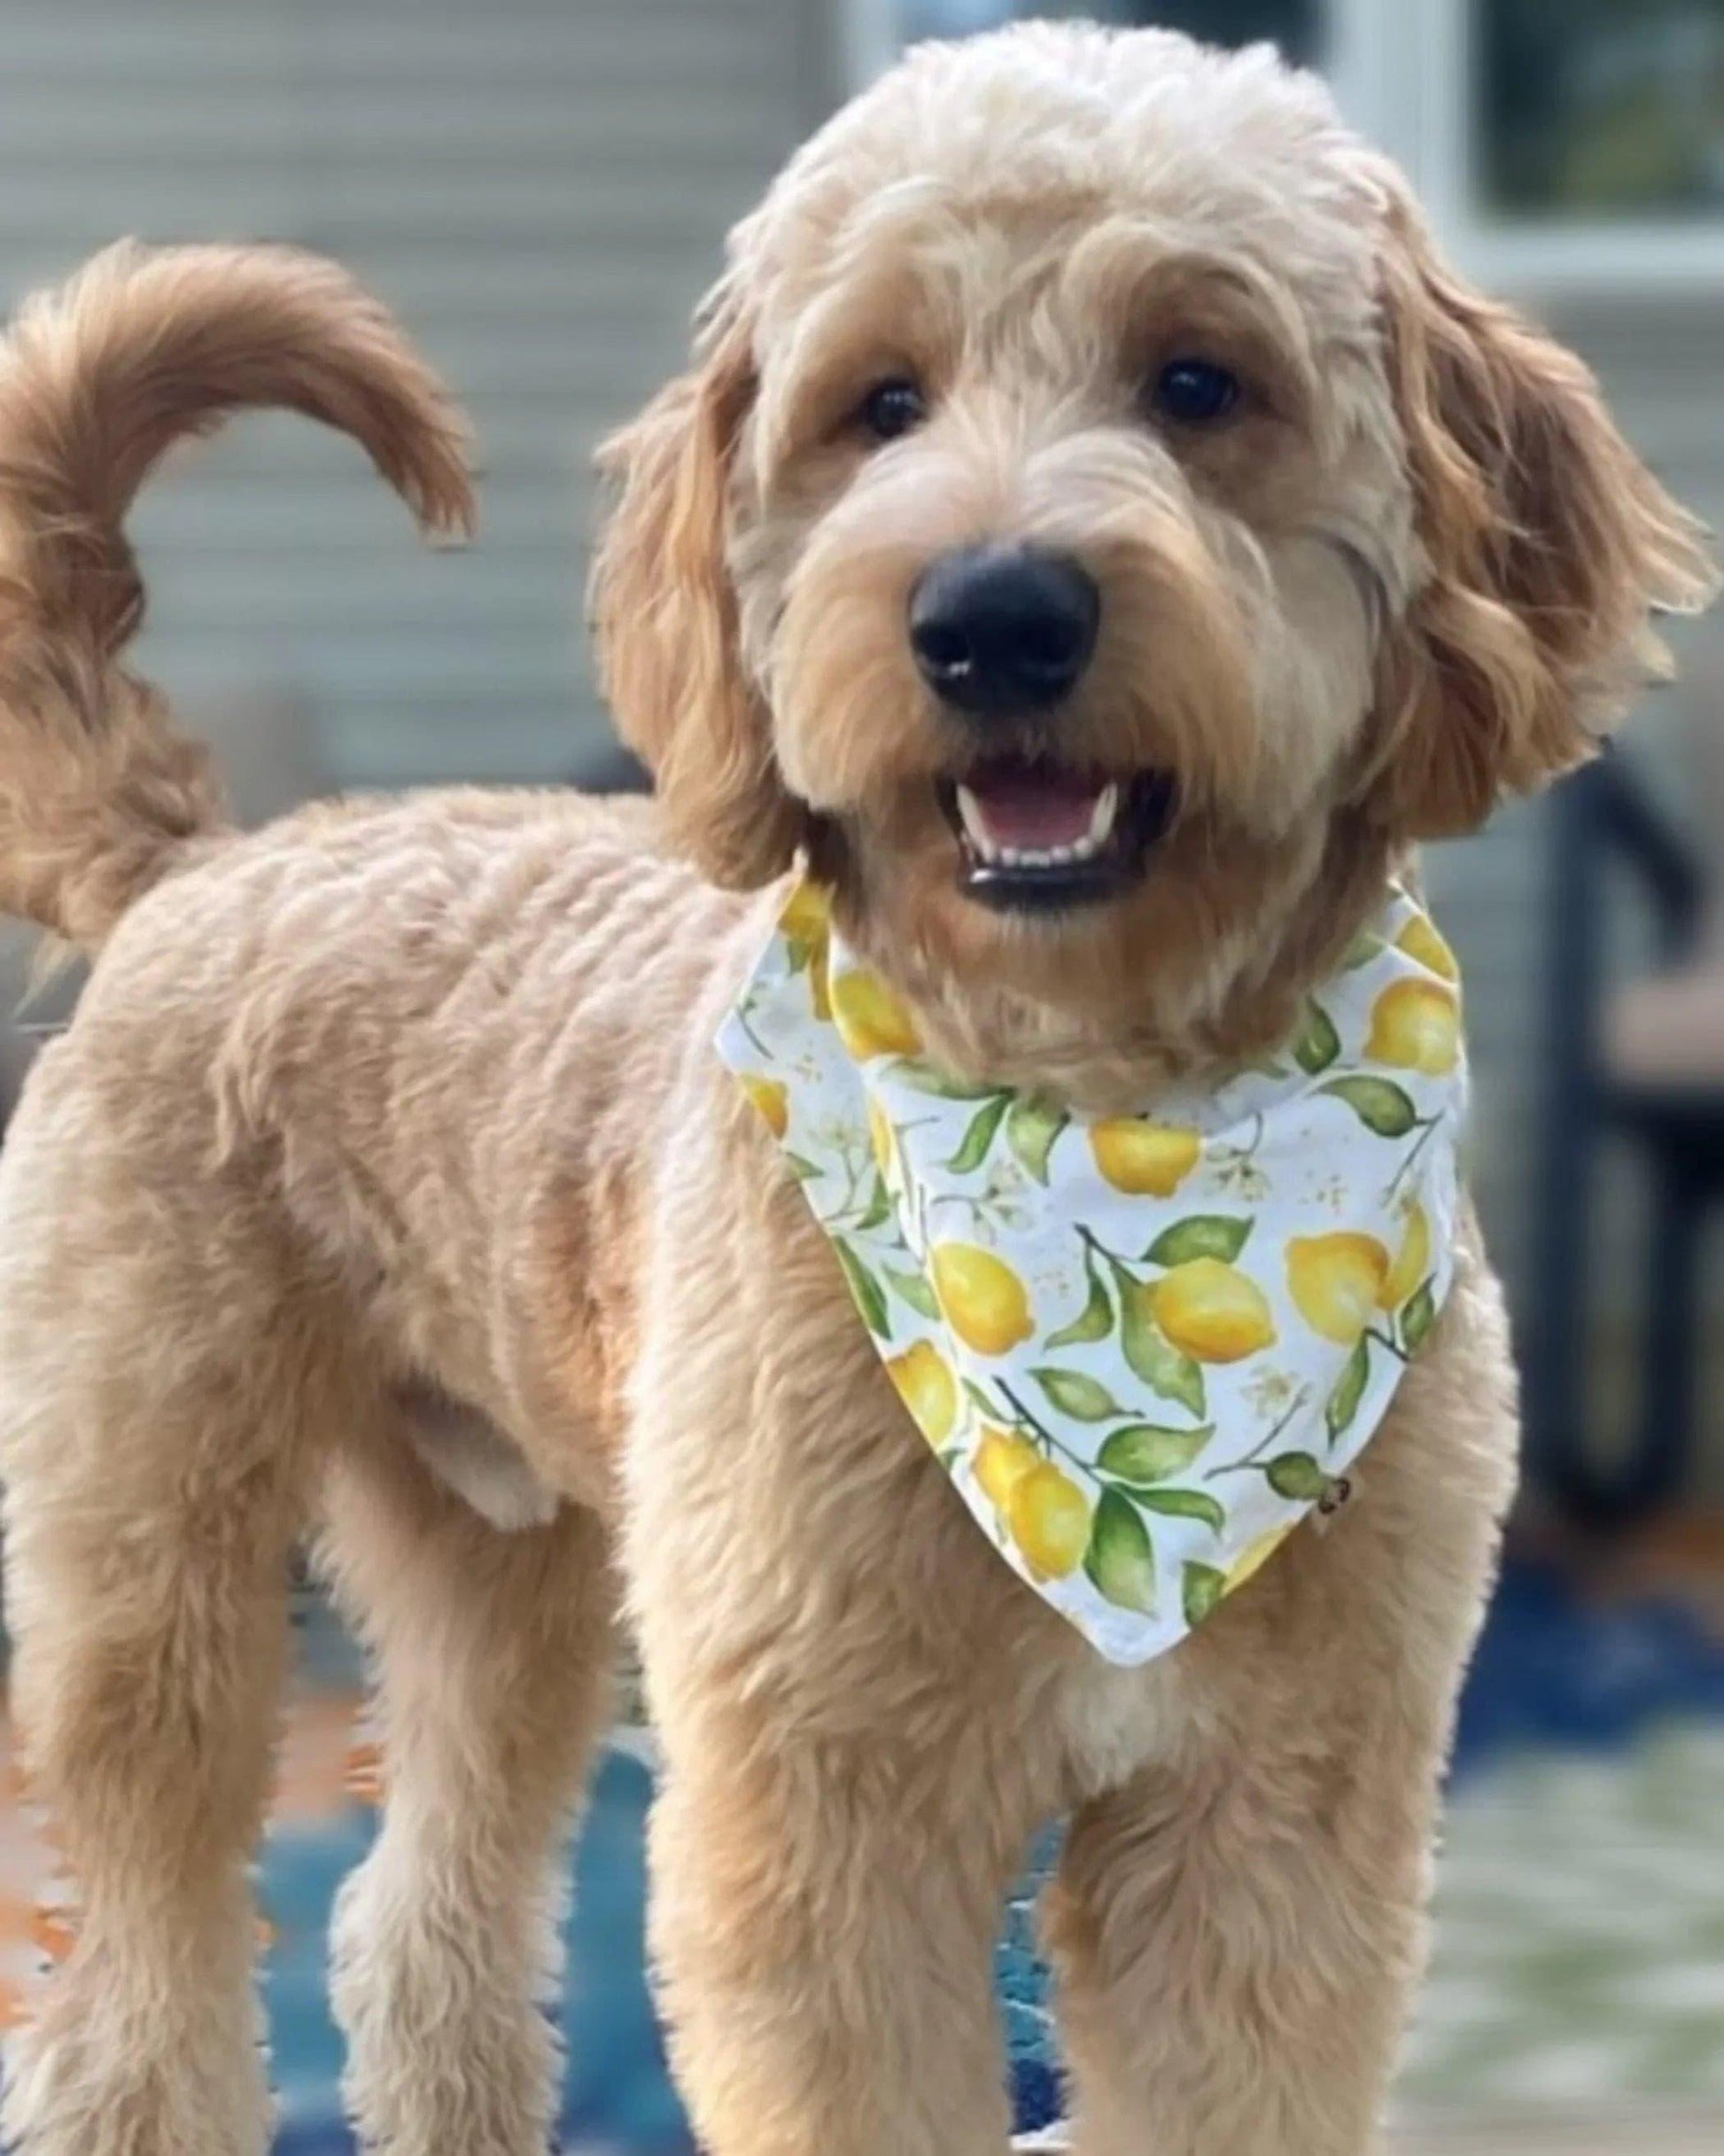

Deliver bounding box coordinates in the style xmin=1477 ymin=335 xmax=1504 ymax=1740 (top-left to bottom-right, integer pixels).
xmin=1523 ymin=751 xmax=1724 ymax=1525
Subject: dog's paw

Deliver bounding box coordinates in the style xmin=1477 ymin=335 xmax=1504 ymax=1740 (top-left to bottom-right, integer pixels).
xmin=1 ymin=1992 xmax=269 ymax=2156
xmin=330 ymin=1849 xmax=560 ymax=2156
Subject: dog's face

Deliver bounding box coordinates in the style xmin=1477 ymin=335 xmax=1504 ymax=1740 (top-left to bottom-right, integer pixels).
xmin=594 ymin=26 xmax=1711 ymax=1083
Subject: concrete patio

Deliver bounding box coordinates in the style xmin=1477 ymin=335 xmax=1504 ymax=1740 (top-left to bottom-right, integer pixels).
xmin=1402 ymin=2121 xmax=1724 ymax=2154
xmin=1019 ymin=2118 xmax=1724 ymax=2153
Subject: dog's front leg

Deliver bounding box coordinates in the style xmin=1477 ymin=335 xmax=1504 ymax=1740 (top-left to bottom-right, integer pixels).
xmin=1044 ymin=1278 xmax=1513 ymax=2155
xmin=646 ymin=1719 xmax=1021 ymax=2156
xmin=1044 ymin=1734 xmax=1436 ymax=2156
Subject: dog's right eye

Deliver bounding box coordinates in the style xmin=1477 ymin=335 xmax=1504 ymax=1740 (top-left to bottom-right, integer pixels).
xmin=858 ymin=377 xmax=927 ymax=442
xmin=1150 ymin=357 xmax=1242 ymax=428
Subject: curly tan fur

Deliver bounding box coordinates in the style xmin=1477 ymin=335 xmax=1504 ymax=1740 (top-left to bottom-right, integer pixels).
xmin=0 ymin=29 xmax=1713 ymax=2156
xmin=0 ymin=240 xmax=473 ymax=946
xmin=592 ymin=295 xmax=805 ymax=887
xmin=1363 ymin=190 xmax=1714 ymax=836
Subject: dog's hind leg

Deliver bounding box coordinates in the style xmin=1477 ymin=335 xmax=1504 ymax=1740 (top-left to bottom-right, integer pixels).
xmin=0 ymin=1219 xmax=323 ymax=2156
xmin=318 ymin=1440 xmax=614 ymax=2156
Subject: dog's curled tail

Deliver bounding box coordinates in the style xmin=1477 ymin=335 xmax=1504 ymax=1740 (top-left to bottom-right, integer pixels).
xmin=0 ymin=239 xmax=476 ymax=946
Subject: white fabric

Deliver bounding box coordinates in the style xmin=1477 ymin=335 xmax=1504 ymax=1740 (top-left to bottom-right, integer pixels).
xmin=718 ymin=880 xmax=1467 ymax=1667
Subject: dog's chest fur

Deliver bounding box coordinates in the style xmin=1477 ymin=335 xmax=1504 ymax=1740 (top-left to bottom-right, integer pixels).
xmin=1050 ymin=1650 xmax=1188 ymax=1795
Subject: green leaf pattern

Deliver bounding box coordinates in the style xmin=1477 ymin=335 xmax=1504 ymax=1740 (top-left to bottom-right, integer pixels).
xmin=1032 ymin=1367 xmax=1124 ymax=1423
xmin=1097 ymin=1423 xmax=1213 ymax=1483
xmin=1319 ymin=1075 xmax=1419 ymax=1139
xmin=1181 ymin=1561 xmax=1229 ymax=1629
xmin=945 ymin=1094 xmax=1012 ymax=1173
xmin=1086 ymin=1489 xmax=1158 ymax=1615
xmin=1046 ymin=1246 xmax=1114 ymax=1349
xmin=1325 ymin=1335 xmax=1371 ymax=1442
xmin=1006 ymin=1093 xmax=1070 ymax=1183
xmin=1292 ymin=999 xmax=1341 ymax=1075
xmin=715 ymin=877 xmax=1467 ymax=1666
xmin=1143 ymin=1214 xmax=1254 ymax=1266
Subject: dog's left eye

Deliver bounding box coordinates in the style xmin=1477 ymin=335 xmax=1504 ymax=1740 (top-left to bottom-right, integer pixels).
xmin=858 ymin=377 xmax=927 ymax=442
xmin=1151 ymin=358 xmax=1241 ymax=427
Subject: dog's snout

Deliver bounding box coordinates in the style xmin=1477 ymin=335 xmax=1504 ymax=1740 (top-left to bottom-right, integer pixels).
xmin=909 ymin=546 xmax=1099 ymax=716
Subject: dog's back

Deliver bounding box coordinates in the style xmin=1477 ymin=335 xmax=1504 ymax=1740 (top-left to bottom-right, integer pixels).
xmin=38 ymin=776 xmax=729 ymax=1433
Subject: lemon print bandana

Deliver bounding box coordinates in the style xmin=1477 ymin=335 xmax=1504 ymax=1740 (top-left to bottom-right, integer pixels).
xmin=718 ymin=880 xmax=1467 ymax=1667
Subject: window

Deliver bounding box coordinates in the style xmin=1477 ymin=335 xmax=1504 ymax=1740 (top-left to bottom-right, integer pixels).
xmin=1481 ymin=0 xmax=1724 ymax=220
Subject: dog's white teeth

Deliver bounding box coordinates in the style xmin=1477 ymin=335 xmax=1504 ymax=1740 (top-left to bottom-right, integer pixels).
xmin=955 ymin=780 xmax=1120 ymax=870
xmin=955 ymin=784 xmax=994 ymax=853
xmin=1088 ymin=783 xmax=1120 ymax=846
xmin=998 ymin=841 xmax=1087 ymax=868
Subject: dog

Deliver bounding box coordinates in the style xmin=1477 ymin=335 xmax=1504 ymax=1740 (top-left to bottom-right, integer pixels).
xmin=0 ymin=25 xmax=1712 ymax=2156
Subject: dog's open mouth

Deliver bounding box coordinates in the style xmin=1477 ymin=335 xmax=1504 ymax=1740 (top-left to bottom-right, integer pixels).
xmin=937 ymin=759 xmax=1177 ymax=910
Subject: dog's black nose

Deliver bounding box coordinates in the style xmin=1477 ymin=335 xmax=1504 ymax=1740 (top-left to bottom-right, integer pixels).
xmin=909 ymin=545 xmax=1099 ymax=715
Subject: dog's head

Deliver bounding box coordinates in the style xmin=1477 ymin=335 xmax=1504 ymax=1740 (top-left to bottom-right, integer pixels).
xmin=593 ymin=25 xmax=1712 ymax=1088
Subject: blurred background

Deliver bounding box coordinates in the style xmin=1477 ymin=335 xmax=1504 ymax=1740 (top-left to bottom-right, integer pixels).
xmin=1 ymin=3 xmax=1723 ymax=2151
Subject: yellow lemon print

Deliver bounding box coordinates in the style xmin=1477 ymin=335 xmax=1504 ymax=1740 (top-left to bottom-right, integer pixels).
xmin=931 ymin=1243 xmax=1034 ymax=1356
xmin=1224 ymin=1522 xmax=1297 ymax=1598
xmin=1007 ymin=1461 xmax=1091 ymax=1581
xmin=975 ymin=1425 xmax=1041 ymax=1514
xmin=780 ymin=881 xmax=833 ymax=1016
xmin=829 ymin=968 xmax=923 ymax=1060
xmin=1090 ymin=1119 xmax=1202 ymax=1197
xmin=739 ymin=1073 xmax=788 ymax=1140
xmin=884 ymin=1338 xmax=959 ymax=1447
xmin=1395 ymin=912 xmax=1460 ymax=985
xmin=1366 ymin=977 xmax=1460 ymax=1075
xmin=1380 ymin=1203 xmax=1431 ymax=1312
xmin=780 ymin=880 xmax=832 ymax=945
xmin=867 ymin=1096 xmax=896 ymax=1180
xmin=1286 ymin=1233 xmax=1391 ymax=1344
xmin=1151 ymin=1257 xmax=1277 ymax=1364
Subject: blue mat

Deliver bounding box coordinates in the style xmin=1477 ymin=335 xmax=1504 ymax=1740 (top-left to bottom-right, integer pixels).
xmin=1454 ymin=1560 xmax=1724 ymax=1771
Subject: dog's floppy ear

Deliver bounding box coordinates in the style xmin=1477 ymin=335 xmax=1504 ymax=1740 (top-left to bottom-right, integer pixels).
xmin=589 ymin=283 xmax=803 ymax=889
xmin=1364 ymin=186 xmax=1715 ymax=838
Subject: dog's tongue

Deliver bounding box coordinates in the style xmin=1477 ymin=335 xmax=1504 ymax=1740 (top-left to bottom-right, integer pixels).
xmin=961 ymin=766 xmax=1102 ymax=850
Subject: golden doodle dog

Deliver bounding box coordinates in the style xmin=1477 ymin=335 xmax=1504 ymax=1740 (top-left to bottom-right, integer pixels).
xmin=0 ymin=24 xmax=1712 ymax=2156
